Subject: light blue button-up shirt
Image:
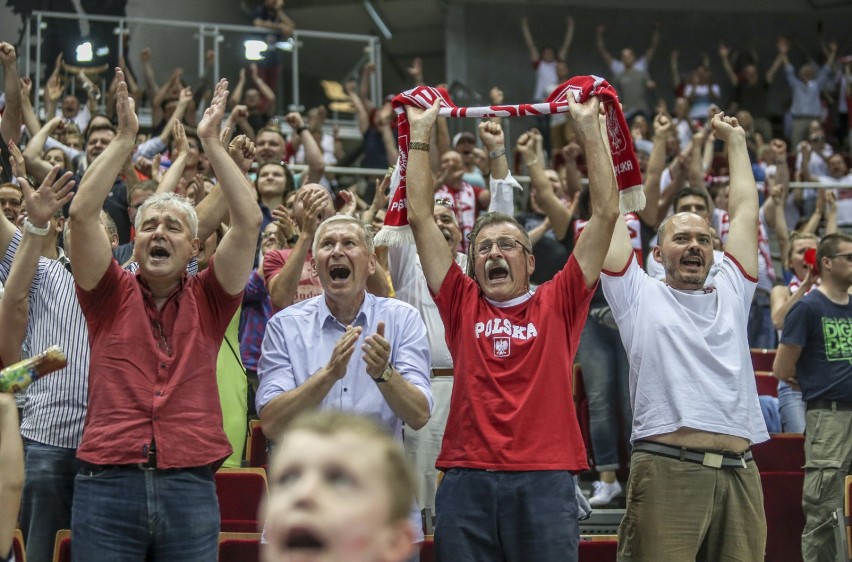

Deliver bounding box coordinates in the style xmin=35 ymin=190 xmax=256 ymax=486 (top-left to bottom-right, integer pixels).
xmin=256 ymin=291 xmax=433 ymax=442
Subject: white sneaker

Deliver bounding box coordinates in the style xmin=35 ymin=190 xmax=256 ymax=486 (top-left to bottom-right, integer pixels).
xmin=588 ymin=480 xmax=622 ymax=507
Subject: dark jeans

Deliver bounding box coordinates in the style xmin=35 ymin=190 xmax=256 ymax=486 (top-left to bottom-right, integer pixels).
xmin=435 ymin=468 xmax=579 ymax=562
xmin=19 ymin=440 xmax=81 ymax=562
xmin=71 ymin=466 xmax=219 ymax=562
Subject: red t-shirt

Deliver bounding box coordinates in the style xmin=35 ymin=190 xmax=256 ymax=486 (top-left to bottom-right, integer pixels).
xmin=262 ymin=248 xmax=323 ymax=311
xmin=432 ymin=255 xmax=595 ymax=471
xmin=75 ymin=257 xmax=241 ymax=469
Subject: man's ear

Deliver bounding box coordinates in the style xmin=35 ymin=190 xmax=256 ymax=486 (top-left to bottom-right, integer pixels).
xmin=653 ymin=245 xmax=663 ymax=264
xmin=368 ymin=252 xmax=377 ymax=276
xmin=526 ymin=252 xmax=535 ymax=276
xmin=310 ymin=257 xmax=317 ymax=277
xmin=190 ymin=237 xmax=200 ymax=257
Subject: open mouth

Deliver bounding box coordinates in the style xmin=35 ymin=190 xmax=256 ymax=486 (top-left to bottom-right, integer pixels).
xmin=486 ymin=264 xmax=509 ymax=282
xmin=681 ymin=255 xmax=703 ymax=268
xmin=150 ymin=246 xmax=171 ymax=259
xmin=282 ymin=527 xmax=327 ymax=552
xmin=329 ymin=264 xmax=351 ymax=281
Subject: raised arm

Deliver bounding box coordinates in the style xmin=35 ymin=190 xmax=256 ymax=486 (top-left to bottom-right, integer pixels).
xmin=714 ymin=112 xmax=758 ymax=275
xmin=718 ymin=43 xmax=739 ymax=86
xmin=570 ymin=97 xmax=620 ymax=287
xmin=249 ymin=64 xmax=276 ymax=108
xmin=22 ymin=117 xmax=68 ymax=183
xmin=155 ymin=120 xmax=189 ymax=194
xmin=0 ymin=43 xmax=22 ymax=145
xmin=197 ymin=80 xmax=263 ymax=295
xmin=520 ymin=17 xmax=540 ymax=62
xmin=637 ymin=113 xmax=672 ymax=228
xmin=643 ymin=23 xmax=661 ymax=63
xmin=140 ymin=48 xmax=159 ymax=108
xmin=345 ymin=80 xmax=370 ymax=134
xmin=518 ymin=130 xmax=571 ymax=240
xmin=0 ymin=170 xmax=75 ymax=366
xmin=68 ymin=69 xmax=137 ymax=290
xmin=19 ymin=78 xmax=42 ymax=138
xmin=285 ymin=112 xmax=325 ymax=184
xmin=558 ymin=16 xmax=575 ymax=61
xmin=596 ymin=25 xmax=614 ymax=67
xmin=406 ymin=102 xmax=454 ymax=294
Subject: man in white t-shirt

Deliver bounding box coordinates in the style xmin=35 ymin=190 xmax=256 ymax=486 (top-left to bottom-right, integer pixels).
xmin=600 ymin=112 xmax=769 ymax=561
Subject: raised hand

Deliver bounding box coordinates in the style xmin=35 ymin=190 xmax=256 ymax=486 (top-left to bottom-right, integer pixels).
xmin=46 ymin=75 xmax=64 ymax=102
xmin=299 ymin=189 xmax=328 ymax=236
xmin=361 ymin=321 xmax=390 ymax=379
xmin=228 ymin=134 xmax=256 ymax=175
xmin=478 ymin=120 xmax=505 ymax=152
xmin=338 ymin=189 xmax=358 ymax=217
xmin=710 ymin=112 xmax=744 ymax=144
xmin=0 ymin=42 xmax=16 ymax=66
xmin=652 ymin=113 xmax=673 ymax=140
xmin=272 ymin=205 xmax=297 ymax=243
xmin=141 ymin=47 xmax=151 ymax=63
xmin=326 ymin=325 xmax=363 ymax=380
xmin=566 ymin=94 xmax=603 ymax=140
xmin=198 ymin=79 xmax=229 ymax=141
xmin=516 ymin=129 xmax=538 ymax=157
xmin=19 ymin=166 xmax=75 ymax=227
xmin=7 ymin=141 xmax=26 ymax=180
xmin=114 ymin=68 xmax=139 ymax=139
xmin=285 ymin=111 xmax=305 ymax=131
xmin=405 ymin=100 xmax=440 ymax=140
xmin=172 ymin=119 xmax=189 ymax=157
xmin=178 ymin=86 xmax=193 ymax=105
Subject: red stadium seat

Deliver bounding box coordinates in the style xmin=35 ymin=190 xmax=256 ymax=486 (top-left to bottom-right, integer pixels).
xmin=750 ymin=348 xmax=777 ymax=372
xmin=215 ymin=467 xmax=268 ymax=533
xmin=218 ymin=532 xmax=261 ymax=562
xmin=51 ymin=529 xmax=71 ymax=562
xmin=420 ymin=535 xmax=434 ymax=562
xmin=755 ymin=371 xmax=779 ymax=397
xmin=246 ymin=419 xmax=268 ymax=469
xmin=761 ymin=472 xmax=805 ymax=562
xmin=13 ymin=529 xmax=25 ymax=562
xmin=752 ymin=434 xmax=805 ymax=473
xmin=579 ymin=536 xmax=618 ymax=562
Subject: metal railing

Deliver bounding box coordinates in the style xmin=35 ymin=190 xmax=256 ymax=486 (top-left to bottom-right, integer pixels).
xmin=25 ymin=10 xmax=381 ymax=119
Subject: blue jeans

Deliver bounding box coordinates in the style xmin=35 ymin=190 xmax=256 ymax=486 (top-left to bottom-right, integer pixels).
xmin=777 ymin=381 xmax=806 ymax=433
xmin=748 ymin=290 xmax=777 ymax=350
xmin=19 ymin=440 xmax=81 ymax=562
xmin=575 ymin=310 xmax=632 ymax=472
xmin=71 ymin=466 xmax=219 ymax=562
xmin=435 ymin=469 xmax=579 ymax=562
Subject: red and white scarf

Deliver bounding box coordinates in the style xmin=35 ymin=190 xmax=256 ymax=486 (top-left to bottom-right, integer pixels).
xmin=375 ymin=76 xmax=644 ymax=246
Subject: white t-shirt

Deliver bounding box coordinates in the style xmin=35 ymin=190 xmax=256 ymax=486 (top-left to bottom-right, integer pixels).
xmin=601 ymin=254 xmax=770 ymax=445
xmin=609 ymin=57 xmax=648 ymax=75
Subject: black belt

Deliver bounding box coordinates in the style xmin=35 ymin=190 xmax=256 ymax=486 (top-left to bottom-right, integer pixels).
xmin=807 ymin=400 xmax=852 ymax=411
xmin=634 ymin=441 xmax=752 ymax=469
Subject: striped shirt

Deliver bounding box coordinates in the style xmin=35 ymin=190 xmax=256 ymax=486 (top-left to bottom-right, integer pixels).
xmin=0 ymin=230 xmax=89 ymax=449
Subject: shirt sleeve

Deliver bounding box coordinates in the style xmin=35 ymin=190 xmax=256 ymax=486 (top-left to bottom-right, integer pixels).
xmin=196 ymin=255 xmax=244 ymax=328
xmin=262 ymin=249 xmax=289 ymax=288
xmin=488 ymin=173 xmax=521 ymax=214
xmin=75 ymin=258 xmax=125 ymax=339
xmin=389 ymin=304 xmax=434 ymax=414
xmin=255 ymin=312 xmax=298 ymax=414
xmin=242 ymin=269 xmax=268 ymax=303
xmin=779 ymin=299 xmax=812 ymax=348
xmin=601 ymin=253 xmax=646 ymax=324
xmin=610 ymin=60 xmax=625 ymax=75
xmin=387 ymin=243 xmax=417 ymax=293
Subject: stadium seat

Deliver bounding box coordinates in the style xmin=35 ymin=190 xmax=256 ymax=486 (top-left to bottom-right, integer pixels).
xmin=761 ymin=471 xmax=805 ymax=562
xmin=51 ymin=529 xmax=71 ymax=562
xmin=13 ymin=528 xmax=25 ymax=562
xmin=218 ymin=532 xmax=262 ymax=562
xmin=755 ymin=371 xmax=779 ymax=397
xmin=215 ymin=467 xmax=268 ymax=533
xmin=420 ymin=535 xmax=434 ymax=562
xmin=246 ymin=419 xmax=268 ymax=469
xmin=750 ymin=348 xmax=777 ymax=372
xmin=579 ymin=535 xmax=618 ymax=562
xmin=751 ymin=433 xmax=805 ymax=473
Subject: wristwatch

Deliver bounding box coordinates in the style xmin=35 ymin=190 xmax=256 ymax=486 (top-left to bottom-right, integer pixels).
xmin=373 ymin=364 xmax=393 ymax=384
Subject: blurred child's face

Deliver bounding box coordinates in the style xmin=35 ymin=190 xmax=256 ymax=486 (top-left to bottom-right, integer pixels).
xmin=262 ymin=430 xmax=414 ymax=562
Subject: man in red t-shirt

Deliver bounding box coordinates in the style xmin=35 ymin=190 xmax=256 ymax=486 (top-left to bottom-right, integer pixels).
xmin=67 ymin=75 xmax=262 ymax=561
xmin=405 ymin=97 xmax=620 ymax=561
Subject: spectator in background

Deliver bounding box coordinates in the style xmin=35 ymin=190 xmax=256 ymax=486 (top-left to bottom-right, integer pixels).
xmin=718 ymin=42 xmax=781 ymax=142
xmin=452 ymin=131 xmax=485 ymax=189
xmin=520 ymin=15 xmax=574 ymax=158
xmin=775 ymin=36 xmax=837 ymax=146
xmin=683 ymin=64 xmax=721 ymax=126
xmin=774 ymin=232 xmax=852 ymax=562
xmin=229 ymin=64 xmax=276 ymax=135
xmin=596 ymin=23 xmax=660 ymax=120
xmin=251 ymin=0 xmax=295 ymax=99
xmin=433 ymin=150 xmax=489 ymax=252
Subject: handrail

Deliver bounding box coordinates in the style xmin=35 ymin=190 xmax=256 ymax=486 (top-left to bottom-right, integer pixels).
xmin=25 ymin=10 xmax=381 ymax=118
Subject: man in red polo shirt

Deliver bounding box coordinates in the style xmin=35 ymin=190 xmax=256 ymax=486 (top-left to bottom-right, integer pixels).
xmin=67 ymin=72 xmax=261 ymax=561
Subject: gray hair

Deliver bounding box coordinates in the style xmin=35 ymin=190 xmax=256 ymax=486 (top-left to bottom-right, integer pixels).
xmin=134 ymin=192 xmax=199 ymax=238
xmin=312 ymin=214 xmax=375 ymax=256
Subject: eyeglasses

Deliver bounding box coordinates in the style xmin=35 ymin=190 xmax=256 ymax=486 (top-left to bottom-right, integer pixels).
xmin=435 ymin=198 xmax=455 ymax=209
xmin=829 ymin=253 xmax=852 ymax=262
xmin=262 ymin=231 xmax=278 ymax=240
xmin=475 ymin=236 xmax=530 ymax=256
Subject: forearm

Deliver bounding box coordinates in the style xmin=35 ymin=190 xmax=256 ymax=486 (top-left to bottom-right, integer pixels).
xmin=638 ymin=136 xmax=667 ymax=228
xmin=772 ymin=289 xmax=804 ymax=330
xmin=205 ymin=144 xmax=261 ymax=235
xmin=74 ymin=137 xmax=135 ymax=218
xmin=727 ymin=136 xmax=758 ymax=222
xmin=0 ymin=399 xmax=24 ymax=559
xmin=195 ymin=182 xmax=228 ymax=242
xmin=527 ymin=221 xmax=550 ymax=246
xmin=269 ymin=236 xmax=312 ymax=308
xmin=379 ymin=125 xmax=398 ymax=164
xmin=528 ymin=159 xmax=570 ymax=238
xmin=20 ymin=92 xmax=42 ymax=137
xmin=0 ymin=231 xmax=41 ymax=366
xmin=1 ymin=63 xmax=22 ymax=143
xmin=298 ymin=129 xmax=326 ymax=184
xmin=156 ymin=154 xmax=187 ymax=193
xmin=377 ymin=371 xmax=430 ymax=429
xmin=260 ymin=369 xmax=338 ymax=440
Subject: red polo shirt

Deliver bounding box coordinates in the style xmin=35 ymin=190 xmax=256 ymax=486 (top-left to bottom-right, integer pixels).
xmin=75 ymin=256 xmax=241 ymax=468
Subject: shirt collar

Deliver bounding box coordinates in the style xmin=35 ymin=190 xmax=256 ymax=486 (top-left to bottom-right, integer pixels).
xmin=485 ymin=290 xmax=534 ymax=308
xmin=318 ymin=291 xmax=372 ymax=329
